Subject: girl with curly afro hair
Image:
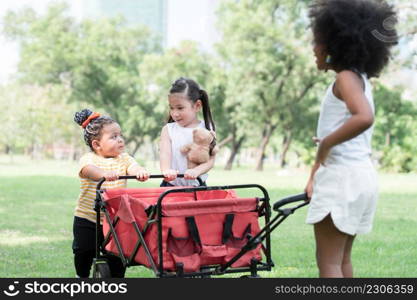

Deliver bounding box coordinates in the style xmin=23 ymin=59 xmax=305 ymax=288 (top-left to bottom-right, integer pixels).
xmin=304 ymin=0 xmax=398 ymax=278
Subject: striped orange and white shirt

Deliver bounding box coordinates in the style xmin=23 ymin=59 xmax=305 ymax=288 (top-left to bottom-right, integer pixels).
xmin=75 ymin=152 xmax=138 ymax=223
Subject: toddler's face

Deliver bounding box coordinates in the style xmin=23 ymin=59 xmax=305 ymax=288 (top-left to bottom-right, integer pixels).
xmin=168 ymin=93 xmax=201 ymax=128
xmin=95 ymin=123 xmax=125 ymax=158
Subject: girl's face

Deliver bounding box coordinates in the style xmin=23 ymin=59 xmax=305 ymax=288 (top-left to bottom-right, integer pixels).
xmin=93 ymin=123 xmax=125 ymax=158
xmin=168 ymin=93 xmax=201 ymax=128
xmin=312 ymin=39 xmax=329 ymax=71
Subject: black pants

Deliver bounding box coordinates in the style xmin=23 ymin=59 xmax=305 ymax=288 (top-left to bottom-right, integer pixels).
xmin=72 ymin=216 xmax=126 ymax=278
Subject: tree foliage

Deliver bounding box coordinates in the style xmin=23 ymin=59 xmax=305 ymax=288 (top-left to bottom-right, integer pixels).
xmin=1 ymin=1 xmax=416 ymax=172
xmin=373 ymin=82 xmax=417 ymax=172
xmin=2 ymin=2 xmax=161 ymax=153
xmin=217 ymin=0 xmax=328 ymax=170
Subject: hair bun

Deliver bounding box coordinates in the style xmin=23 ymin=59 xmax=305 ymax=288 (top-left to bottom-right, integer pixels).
xmin=74 ymin=109 xmax=93 ymax=126
xmin=172 ymin=77 xmax=187 ymax=88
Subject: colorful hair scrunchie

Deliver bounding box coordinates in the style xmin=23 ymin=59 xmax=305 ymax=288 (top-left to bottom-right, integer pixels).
xmin=81 ymin=112 xmax=101 ymax=128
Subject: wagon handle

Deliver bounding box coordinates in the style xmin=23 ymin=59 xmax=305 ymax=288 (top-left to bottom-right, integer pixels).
xmin=96 ymin=174 xmax=204 ymax=191
xmin=272 ymin=193 xmax=308 ymax=212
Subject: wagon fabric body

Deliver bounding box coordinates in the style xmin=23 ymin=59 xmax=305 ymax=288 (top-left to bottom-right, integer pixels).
xmin=93 ymin=175 xmax=307 ymax=278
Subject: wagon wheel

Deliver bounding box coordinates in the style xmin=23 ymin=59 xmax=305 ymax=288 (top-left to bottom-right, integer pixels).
xmin=93 ymin=259 xmax=111 ymax=278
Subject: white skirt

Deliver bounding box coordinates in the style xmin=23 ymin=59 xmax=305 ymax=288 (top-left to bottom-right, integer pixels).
xmin=306 ymin=162 xmax=378 ymax=235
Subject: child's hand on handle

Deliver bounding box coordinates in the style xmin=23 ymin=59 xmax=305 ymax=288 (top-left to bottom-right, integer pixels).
xmin=184 ymin=169 xmax=199 ymax=180
xmin=135 ymin=168 xmax=150 ymax=182
xmin=162 ymin=169 xmax=178 ymax=181
xmin=103 ymin=171 xmax=119 ymax=181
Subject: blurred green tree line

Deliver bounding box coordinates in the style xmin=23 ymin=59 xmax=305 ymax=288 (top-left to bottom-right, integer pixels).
xmin=1 ymin=0 xmax=416 ymax=172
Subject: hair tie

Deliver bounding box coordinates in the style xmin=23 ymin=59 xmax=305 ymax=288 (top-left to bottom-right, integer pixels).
xmin=82 ymin=112 xmax=101 ymax=128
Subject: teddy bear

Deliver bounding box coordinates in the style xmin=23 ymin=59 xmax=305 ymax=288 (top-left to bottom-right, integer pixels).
xmin=180 ymin=127 xmax=219 ymax=169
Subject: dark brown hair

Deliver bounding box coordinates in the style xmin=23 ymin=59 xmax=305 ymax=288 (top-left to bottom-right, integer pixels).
xmin=168 ymin=77 xmax=216 ymax=131
xmin=74 ymin=109 xmax=115 ymax=151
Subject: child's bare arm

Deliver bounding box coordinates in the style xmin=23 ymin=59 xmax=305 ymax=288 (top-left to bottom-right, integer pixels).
xmin=159 ymin=125 xmax=178 ymax=180
xmin=80 ymin=165 xmax=118 ymax=181
xmin=184 ymin=155 xmax=216 ymax=180
xmin=316 ymin=71 xmax=374 ymax=164
xmin=160 ymin=125 xmax=172 ymax=171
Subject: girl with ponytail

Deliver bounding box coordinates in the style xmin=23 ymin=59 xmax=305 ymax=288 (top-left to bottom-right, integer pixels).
xmin=159 ymin=77 xmax=217 ymax=186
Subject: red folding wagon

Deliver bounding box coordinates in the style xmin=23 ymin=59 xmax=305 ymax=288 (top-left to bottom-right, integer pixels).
xmin=92 ymin=175 xmax=308 ymax=278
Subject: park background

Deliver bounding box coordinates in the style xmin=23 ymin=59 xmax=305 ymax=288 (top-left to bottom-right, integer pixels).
xmin=0 ymin=0 xmax=416 ymax=277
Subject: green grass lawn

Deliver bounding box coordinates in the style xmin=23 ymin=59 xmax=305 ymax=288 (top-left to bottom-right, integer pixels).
xmin=1 ymin=156 xmax=416 ymax=278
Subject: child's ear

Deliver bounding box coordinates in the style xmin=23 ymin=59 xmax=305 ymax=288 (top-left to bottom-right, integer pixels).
xmin=195 ymin=99 xmax=203 ymax=111
xmin=92 ymin=140 xmax=100 ymax=151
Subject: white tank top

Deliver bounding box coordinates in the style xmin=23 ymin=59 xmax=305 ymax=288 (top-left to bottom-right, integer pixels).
xmin=317 ymin=73 xmax=375 ymax=165
xmin=166 ymin=120 xmax=209 ymax=186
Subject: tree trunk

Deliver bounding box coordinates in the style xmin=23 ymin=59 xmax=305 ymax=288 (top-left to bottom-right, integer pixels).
xmin=279 ymin=132 xmax=292 ymax=168
xmin=255 ymin=124 xmax=277 ymax=171
xmin=385 ymin=133 xmax=391 ymax=147
xmin=218 ymin=135 xmax=233 ymax=149
xmin=30 ymin=142 xmax=38 ymax=160
xmin=6 ymin=145 xmax=14 ymax=163
xmin=151 ymin=142 xmax=159 ymax=169
xmin=131 ymin=139 xmax=142 ymax=157
xmin=224 ymin=136 xmax=245 ymax=170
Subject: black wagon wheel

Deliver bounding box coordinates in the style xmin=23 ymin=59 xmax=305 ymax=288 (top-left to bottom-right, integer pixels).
xmin=93 ymin=259 xmax=111 ymax=278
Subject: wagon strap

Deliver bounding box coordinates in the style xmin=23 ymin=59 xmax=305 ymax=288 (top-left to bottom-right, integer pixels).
xmin=185 ymin=216 xmax=202 ymax=246
xmin=222 ymin=213 xmax=252 ymax=244
xmin=222 ymin=214 xmax=235 ymax=244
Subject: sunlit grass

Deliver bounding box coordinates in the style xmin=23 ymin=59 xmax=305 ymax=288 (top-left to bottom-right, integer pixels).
xmin=1 ymin=156 xmax=416 ymax=277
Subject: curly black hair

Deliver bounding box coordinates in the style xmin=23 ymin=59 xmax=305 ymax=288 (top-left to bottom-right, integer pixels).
xmin=309 ymin=0 xmax=398 ymax=78
xmin=74 ymin=109 xmax=115 ymax=151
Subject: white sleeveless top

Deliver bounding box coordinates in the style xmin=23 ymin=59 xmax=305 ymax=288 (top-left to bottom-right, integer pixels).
xmin=166 ymin=121 xmax=209 ymax=186
xmin=317 ymin=73 xmax=375 ymax=165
